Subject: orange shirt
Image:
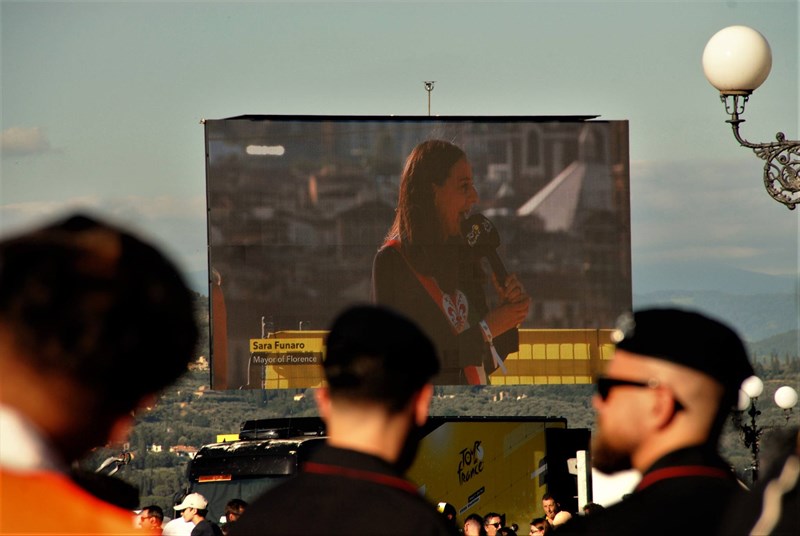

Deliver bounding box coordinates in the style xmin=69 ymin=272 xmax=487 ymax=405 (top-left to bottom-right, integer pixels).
xmin=0 ymin=468 xmax=153 ymax=535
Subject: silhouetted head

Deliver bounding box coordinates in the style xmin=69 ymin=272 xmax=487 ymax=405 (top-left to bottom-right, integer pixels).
xmin=0 ymin=213 xmax=198 ymax=416
xmin=323 ymin=304 xmax=439 ymax=413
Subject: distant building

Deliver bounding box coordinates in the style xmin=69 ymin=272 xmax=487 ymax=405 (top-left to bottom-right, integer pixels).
xmin=170 ymin=445 xmax=199 ymax=459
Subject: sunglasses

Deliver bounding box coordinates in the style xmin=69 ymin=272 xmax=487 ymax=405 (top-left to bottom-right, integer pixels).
xmin=486 ymin=522 xmax=502 ymax=528
xmin=596 ymin=376 xmax=658 ymax=400
xmin=596 ymin=376 xmax=685 ymax=411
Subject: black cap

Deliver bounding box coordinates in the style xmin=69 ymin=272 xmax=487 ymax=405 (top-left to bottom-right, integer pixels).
xmin=437 ymin=501 xmax=457 ymax=519
xmin=613 ymin=308 xmax=754 ymax=395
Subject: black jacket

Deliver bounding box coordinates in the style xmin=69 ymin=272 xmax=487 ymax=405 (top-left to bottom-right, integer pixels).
xmin=229 ymin=444 xmax=458 ymax=536
xmin=557 ymin=445 xmax=742 ymax=536
xmin=372 ymin=244 xmax=517 ymax=385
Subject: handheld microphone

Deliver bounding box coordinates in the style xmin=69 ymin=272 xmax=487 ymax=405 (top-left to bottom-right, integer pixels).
xmin=461 ymin=213 xmax=508 ymax=285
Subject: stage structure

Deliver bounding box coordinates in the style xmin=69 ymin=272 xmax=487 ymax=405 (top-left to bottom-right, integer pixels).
xmin=204 ymin=115 xmax=632 ymax=389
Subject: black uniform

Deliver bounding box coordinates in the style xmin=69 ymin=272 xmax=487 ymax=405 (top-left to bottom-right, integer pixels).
xmin=229 ymin=444 xmax=458 ymax=536
xmin=558 ymin=445 xmax=742 ymax=536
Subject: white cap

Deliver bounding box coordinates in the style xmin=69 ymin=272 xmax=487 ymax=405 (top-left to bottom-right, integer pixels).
xmin=174 ymin=492 xmax=208 ymax=511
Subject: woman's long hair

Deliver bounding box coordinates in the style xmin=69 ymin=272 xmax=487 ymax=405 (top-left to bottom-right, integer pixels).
xmin=384 ymin=139 xmax=475 ymax=291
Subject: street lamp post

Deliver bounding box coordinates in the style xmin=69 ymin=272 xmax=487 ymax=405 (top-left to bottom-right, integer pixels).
xmin=423 ymin=81 xmax=435 ymax=116
xmin=702 ymin=25 xmax=800 ymax=209
xmin=733 ymin=375 xmax=798 ymax=482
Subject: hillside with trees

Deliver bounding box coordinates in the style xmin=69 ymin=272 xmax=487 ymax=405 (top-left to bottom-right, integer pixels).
xmin=80 ymin=367 xmax=799 ymax=513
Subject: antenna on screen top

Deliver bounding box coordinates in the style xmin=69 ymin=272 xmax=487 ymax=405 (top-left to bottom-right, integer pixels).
xmin=423 ymin=81 xmax=435 ymax=116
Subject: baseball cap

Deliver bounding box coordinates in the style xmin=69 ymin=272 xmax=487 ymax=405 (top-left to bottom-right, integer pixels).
xmin=612 ymin=308 xmax=754 ymax=396
xmin=174 ymin=492 xmax=207 ymax=511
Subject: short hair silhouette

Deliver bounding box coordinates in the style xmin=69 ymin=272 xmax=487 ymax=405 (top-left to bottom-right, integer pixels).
xmin=323 ymin=304 xmax=439 ymax=413
xmin=0 ymin=213 xmax=198 ymax=415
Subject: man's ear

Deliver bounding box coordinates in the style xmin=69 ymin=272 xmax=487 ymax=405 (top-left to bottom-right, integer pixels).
xmin=652 ymin=386 xmax=681 ymax=429
xmin=413 ymin=383 xmax=434 ymax=427
xmin=315 ymin=387 xmax=332 ymax=421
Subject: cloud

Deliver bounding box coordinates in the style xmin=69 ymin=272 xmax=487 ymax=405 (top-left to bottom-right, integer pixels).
xmin=0 ymin=126 xmax=51 ymax=156
xmin=0 ymin=195 xmax=208 ymax=277
xmin=628 ymin=157 xmax=798 ymax=277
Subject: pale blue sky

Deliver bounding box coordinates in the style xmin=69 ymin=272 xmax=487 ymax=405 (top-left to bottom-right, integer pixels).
xmin=2 ymin=1 xmax=798 ymax=304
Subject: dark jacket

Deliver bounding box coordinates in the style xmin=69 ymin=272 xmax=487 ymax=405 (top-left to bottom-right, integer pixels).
xmin=229 ymin=444 xmax=458 ymax=536
xmin=372 ymin=244 xmax=517 ymax=385
xmin=557 ymin=445 xmax=743 ymax=535
xmin=192 ymin=519 xmax=223 ymax=536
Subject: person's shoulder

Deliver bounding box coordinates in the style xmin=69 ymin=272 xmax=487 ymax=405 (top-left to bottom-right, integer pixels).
xmin=0 ymin=468 xmax=138 ymax=534
xmin=163 ymin=517 xmax=195 ymax=536
xmin=190 ymin=518 xmax=223 ymax=536
xmin=374 ymin=241 xmax=402 ymax=260
xmin=373 ymin=242 xmax=408 ymax=279
xmin=553 ymin=510 xmax=573 ymax=526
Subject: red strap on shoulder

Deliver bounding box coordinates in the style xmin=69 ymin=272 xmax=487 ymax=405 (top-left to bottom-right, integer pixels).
xmin=382 ymin=239 xmax=483 ymax=385
xmin=303 ymin=461 xmax=419 ymax=495
xmin=635 ymin=465 xmax=730 ymax=492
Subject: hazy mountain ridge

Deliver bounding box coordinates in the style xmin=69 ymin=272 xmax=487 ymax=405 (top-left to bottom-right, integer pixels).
xmin=632 ymin=261 xmax=797 ymax=296
xmin=749 ymin=329 xmax=800 ymax=360
xmin=634 ymin=290 xmax=798 ymax=344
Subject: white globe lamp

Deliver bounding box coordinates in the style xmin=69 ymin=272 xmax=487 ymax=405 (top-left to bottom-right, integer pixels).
xmin=774 ymin=386 xmax=798 ymax=410
xmin=702 ymin=25 xmax=772 ymax=94
xmin=741 ymin=375 xmax=764 ymax=399
xmin=701 ymin=25 xmax=799 ymax=210
xmin=737 ymin=389 xmax=752 ymax=411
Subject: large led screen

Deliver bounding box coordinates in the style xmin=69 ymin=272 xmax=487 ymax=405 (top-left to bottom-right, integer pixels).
xmin=205 ymin=116 xmax=631 ymax=389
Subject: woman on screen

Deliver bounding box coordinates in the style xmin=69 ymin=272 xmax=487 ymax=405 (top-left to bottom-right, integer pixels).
xmin=372 ymin=139 xmax=530 ymax=385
